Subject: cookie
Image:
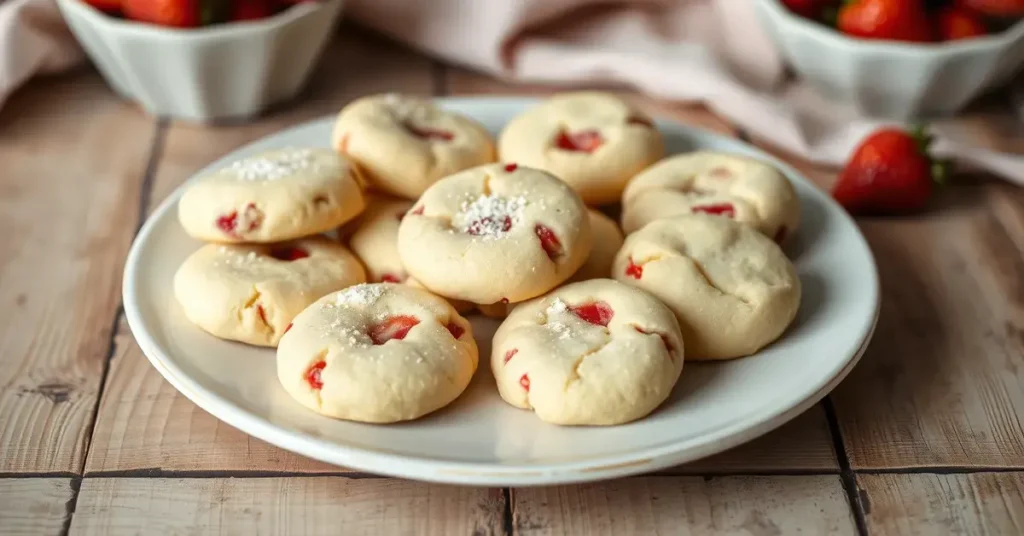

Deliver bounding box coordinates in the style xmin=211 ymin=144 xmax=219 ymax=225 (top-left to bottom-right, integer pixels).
xmin=491 ymin=279 xmax=683 ymax=425
xmin=613 ymin=214 xmax=800 ymax=360
xmin=331 ymin=94 xmax=496 ymax=199
xmin=569 ymin=210 xmax=625 ymax=282
xmin=397 ymin=163 xmax=592 ymax=305
xmin=497 ymin=91 xmax=664 ymax=206
xmin=178 ymin=148 xmax=365 ymax=244
xmin=621 ymin=151 xmax=799 ymax=240
xmin=173 ymin=237 xmax=366 ymax=347
xmin=347 ymin=196 xmax=415 ymax=284
xmin=277 ymin=283 xmax=478 ymax=423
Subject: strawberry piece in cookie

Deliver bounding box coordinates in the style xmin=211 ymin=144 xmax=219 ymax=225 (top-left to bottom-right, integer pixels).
xmin=306 ymin=361 xmax=326 ymax=390
xmin=534 ymin=224 xmax=563 ymax=260
xmin=692 ymin=203 xmax=736 ymax=218
xmin=569 ymin=301 xmax=614 ymax=327
xmin=269 ymin=247 xmax=310 ymax=262
xmin=555 ymin=130 xmax=604 ymax=153
xmin=625 ymin=258 xmax=643 ymax=280
xmin=369 ymin=315 xmax=420 ymax=345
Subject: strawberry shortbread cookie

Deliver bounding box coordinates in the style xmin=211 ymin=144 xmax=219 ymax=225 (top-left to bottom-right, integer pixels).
xmin=613 ymin=214 xmax=801 ymax=360
xmin=178 ymin=148 xmax=365 ymax=243
xmin=397 ymin=163 xmax=592 ymax=305
xmin=332 ymin=94 xmax=496 ymax=199
xmin=620 ymin=151 xmax=800 ymax=240
xmin=347 ymin=196 xmax=415 ymax=284
xmin=173 ymin=237 xmax=366 ymax=347
xmin=277 ymin=283 xmax=478 ymax=423
xmin=497 ymin=91 xmax=664 ymax=206
xmin=491 ymin=279 xmax=683 ymax=425
xmin=570 ymin=210 xmax=625 ymax=282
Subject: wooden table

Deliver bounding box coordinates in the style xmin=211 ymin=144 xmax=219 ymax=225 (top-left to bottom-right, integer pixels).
xmin=2 ymin=27 xmax=1023 ymax=535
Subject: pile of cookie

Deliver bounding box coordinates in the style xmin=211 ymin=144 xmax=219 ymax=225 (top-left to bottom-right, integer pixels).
xmin=173 ymin=91 xmax=801 ymax=426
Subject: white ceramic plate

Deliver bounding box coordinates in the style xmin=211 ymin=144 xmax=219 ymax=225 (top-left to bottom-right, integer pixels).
xmin=123 ymin=97 xmax=879 ymax=486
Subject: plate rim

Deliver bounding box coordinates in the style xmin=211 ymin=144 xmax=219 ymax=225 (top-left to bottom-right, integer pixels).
xmin=122 ymin=96 xmax=880 ymax=486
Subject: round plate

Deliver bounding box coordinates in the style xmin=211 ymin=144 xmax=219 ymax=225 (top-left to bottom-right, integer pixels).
xmin=123 ymin=97 xmax=879 ymax=486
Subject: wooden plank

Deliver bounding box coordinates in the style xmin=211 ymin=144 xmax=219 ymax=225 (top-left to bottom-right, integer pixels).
xmin=0 ymin=72 xmax=157 ymax=473
xmin=860 ymin=472 xmax=1024 ymax=535
xmin=0 ymin=478 xmax=74 ymax=536
xmin=512 ymin=475 xmax=856 ymax=535
xmin=68 ymin=477 xmax=505 ymax=536
xmin=670 ymin=404 xmax=837 ymax=474
xmin=444 ymin=68 xmax=736 ymax=135
xmin=830 ymin=178 xmax=1024 ymax=469
xmin=86 ymin=29 xmax=435 ymax=474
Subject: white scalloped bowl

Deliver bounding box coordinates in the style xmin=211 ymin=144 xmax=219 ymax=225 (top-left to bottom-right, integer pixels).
xmin=755 ymin=0 xmax=1024 ymax=119
xmin=57 ymin=0 xmax=344 ymax=121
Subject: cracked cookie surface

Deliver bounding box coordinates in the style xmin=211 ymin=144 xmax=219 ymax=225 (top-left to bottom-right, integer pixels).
xmin=397 ymin=163 xmax=592 ymax=305
xmin=178 ymin=148 xmax=366 ymax=243
xmin=613 ymin=214 xmax=801 ymax=360
xmin=331 ymin=94 xmax=496 ymax=199
xmin=498 ymin=91 xmax=664 ymax=206
xmin=491 ymin=279 xmax=683 ymax=426
xmin=276 ymin=283 xmax=478 ymax=423
xmin=173 ymin=237 xmax=366 ymax=347
xmin=621 ymin=151 xmax=799 ymax=240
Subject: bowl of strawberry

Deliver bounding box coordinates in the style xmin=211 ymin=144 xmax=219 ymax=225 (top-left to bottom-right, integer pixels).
xmin=57 ymin=0 xmax=344 ymax=121
xmin=754 ymin=0 xmax=1024 ymax=119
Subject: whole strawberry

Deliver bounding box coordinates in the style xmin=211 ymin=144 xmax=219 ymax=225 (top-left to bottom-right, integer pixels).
xmin=832 ymin=126 xmax=947 ymax=215
xmin=937 ymin=6 xmax=988 ymax=39
xmin=838 ymin=0 xmax=935 ymax=42
xmin=123 ymin=0 xmax=200 ymax=27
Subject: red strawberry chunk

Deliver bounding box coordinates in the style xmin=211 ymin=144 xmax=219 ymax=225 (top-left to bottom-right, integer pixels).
xmin=216 ymin=211 xmax=239 ymax=236
xmin=306 ymin=361 xmax=326 ymax=390
xmin=409 ymin=206 xmax=425 ymax=216
xmin=269 ymin=247 xmax=309 ymax=261
xmin=692 ymin=203 xmax=736 ymax=218
xmin=625 ymin=258 xmax=643 ymax=280
xmin=535 ymin=224 xmax=562 ymax=260
xmin=635 ymin=326 xmax=675 ymax=359
xmin=503 ymin=348 xmax=518 ymax=364
xmin=284 ymin=323 xmax=293 ymax=334
xmin=256 ymin=304 xmax=268 ymax=325
xmin=520 ymin=373 xmax=530 ymax=391
xmin=445 ymin=321 xmax=465 ymax=339
xmin=380 ymin=273 xmax=402 ymax=283
xmin=569 ymin=301 xmax=614 ymax=327
xmin=369 ymin=315 xmax=420 ymax=345
xmin=504 ymin=163 xmax=518 ymax=172
xmin=405 ymin=124 xmax=454 ymax=141
xmin=499 ymin=298 xmax=510 ymax=304
xmin=555 ymin=130 xmax=604 ymax=153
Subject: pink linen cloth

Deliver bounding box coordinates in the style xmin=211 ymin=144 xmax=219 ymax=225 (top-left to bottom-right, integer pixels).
xmin=2 ymin=0 xmax=1022 ymax=184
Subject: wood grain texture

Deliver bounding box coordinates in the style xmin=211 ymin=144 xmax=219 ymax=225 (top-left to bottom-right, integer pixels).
xmin=860 ymin=472 xmax=1024 ymax=535
xmin=0 ymin=478 xmax=74 ymax=536
xmin=0 ymin=73 xmax=157 ymax=473
xmin=86 ymin=29 xmax=434 ymax=474
xmin=831 ymin=179 xmax=1024 ymax=469
xmin=444 ymin=68 xmax=736 ymax=135
xmin=670 ymin=404 xmax=838 ymax=474
xmin=68 ymin=477 xmax=505 ymax=536
xmin=511 ymin=475 xmax=856 ymax=535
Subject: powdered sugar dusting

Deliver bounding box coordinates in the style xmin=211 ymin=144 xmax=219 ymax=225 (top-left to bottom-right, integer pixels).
xmin=226 ymin=149 xmax=318 ymax=181
xmin=454 ymin=194 xmax=527 ymax=239
xmin=549 ymin=321 xmax=573 ymax=339
xmin=334 ymin=283 xmax=386 ymax=306
xmin=546 ymin=298 xmax=569 ymax=315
